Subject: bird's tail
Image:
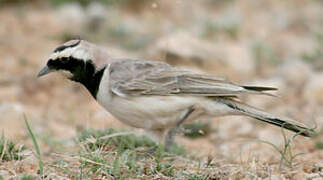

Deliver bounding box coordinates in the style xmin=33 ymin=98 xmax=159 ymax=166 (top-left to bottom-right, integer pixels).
xmin=220 ymin=99 xmax=316 ymax=137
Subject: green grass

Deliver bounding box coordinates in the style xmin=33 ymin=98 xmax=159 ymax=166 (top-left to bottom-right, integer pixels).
xmin=307 ymin=173 xmax=323 ymax=180
xmin=253 ymin=124 xmax=313 ymax=169
xmin=1 ymin=124 xmax=311 ymax=179
xmin=302 ymin=32 xmax=323 ymax=68
xmin=0 ymin=133 xmax=26 ymax=161
xmin=200 ymin=15 xmax=241 ymax=40
xmin=0 ymin=0 xmax=26 ymax=6
xmin=21 ymin=175 xmax=36 ymax=180
xmin=49 ymin=0 xmax=150 ymax=8
xmin=77 ymin=128 xmax=156 ymax=152
xmin=76 ymin=128 xmax=164 ymax=178
xmin=49 ymin=126 xmax=316 ymax=179
xmin=24 ymin=115 xmax=43 ymax=177
xmin=2 ymin=116 xmax=313 ymax=179
xmin=1 ymin=119 xmax=311 ymax=179
xmin=51 ymin=128 xmax=194 ymax=179
xmin=251 ymin=41 xmax=282 ymax=66
xmin=315 ymin=141 xmax=323 ymax=149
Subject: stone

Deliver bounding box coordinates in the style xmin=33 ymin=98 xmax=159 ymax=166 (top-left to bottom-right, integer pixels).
xmin=149 ymin=32 xmax=257 ymax=78
xmin=225 ymin=42 xmax=255 ymax=76
xmin=304 ymin=72 xmax=323 ymax=104
xmin=277 ymin=59 xmax=312 ymax=88
xmin=57 ymin=3 xmax=86 ymax=32
xmin=86 ymin=2 xmax=107 ymax=32
xmin=148 ymin=32 xmax=226 ymax=71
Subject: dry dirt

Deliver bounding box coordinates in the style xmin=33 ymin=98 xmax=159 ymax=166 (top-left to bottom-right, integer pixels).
xmin=0 ymin=0 xmax=322 ymax=179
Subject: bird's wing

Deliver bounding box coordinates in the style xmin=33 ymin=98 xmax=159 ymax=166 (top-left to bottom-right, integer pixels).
xmin=109 ymin=59 xmax=277 ymax=97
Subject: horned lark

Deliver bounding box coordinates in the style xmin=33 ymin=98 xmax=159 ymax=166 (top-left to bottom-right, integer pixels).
xmin=38 ymin=39 xmax=315 ymax=149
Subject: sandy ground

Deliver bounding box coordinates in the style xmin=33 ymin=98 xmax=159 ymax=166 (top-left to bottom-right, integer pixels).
xmin=0 ymin=0 xmax=322 ymax=179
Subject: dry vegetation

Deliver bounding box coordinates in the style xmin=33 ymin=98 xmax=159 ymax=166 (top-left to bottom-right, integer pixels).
xmin=0 ymin=0 xmax=322 ymax=179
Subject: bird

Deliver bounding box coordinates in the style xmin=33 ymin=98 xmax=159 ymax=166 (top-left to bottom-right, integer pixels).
xmin=38 ymin=39 xmax=315 ymax=150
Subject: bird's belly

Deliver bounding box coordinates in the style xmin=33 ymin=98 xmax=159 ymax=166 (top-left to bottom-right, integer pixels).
xmin=98 ymin=95 xmax=198 ymax=130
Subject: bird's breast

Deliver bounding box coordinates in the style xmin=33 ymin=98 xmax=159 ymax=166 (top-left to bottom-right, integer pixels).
xmin=97 ymin=90 xmax=200 ymax=129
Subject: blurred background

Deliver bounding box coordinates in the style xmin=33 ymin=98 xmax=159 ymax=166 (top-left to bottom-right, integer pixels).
xmin=0 ymin=0 xmax=322 ymax=178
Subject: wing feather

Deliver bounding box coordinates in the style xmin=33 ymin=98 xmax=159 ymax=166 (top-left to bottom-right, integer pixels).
xmin=109 ymin=59 xmax=277 ymax=97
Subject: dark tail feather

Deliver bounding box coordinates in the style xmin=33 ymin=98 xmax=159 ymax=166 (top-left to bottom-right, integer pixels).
xmin=242 ymin=85 xmax=278 ymax=97
xmin=222 ymin=99 xmax=316 ymax=137
xmin=243 ymin=85 xmax=278 ymax=92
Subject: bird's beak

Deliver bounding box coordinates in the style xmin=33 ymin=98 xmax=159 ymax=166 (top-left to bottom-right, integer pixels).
xmin=37 ymin=65 xmax=53 ymax=77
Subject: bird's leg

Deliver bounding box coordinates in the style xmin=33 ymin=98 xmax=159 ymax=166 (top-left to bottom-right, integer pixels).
xmin=164 ymin=106 xmax=195 ymax=151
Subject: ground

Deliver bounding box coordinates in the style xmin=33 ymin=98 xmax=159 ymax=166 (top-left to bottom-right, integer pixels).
xmin=0 ymin=0 xmax=322 ymax=179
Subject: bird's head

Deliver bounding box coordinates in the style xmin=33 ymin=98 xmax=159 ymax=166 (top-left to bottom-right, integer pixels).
xmin=38 ymin=39 xmax=110 ymax=82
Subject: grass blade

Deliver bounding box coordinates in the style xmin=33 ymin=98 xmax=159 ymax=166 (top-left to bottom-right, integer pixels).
xmin=24 ymin=114 xmax=43 ymax=176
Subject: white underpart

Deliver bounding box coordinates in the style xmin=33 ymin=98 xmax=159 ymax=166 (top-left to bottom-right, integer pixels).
xmin=96 ymin=67 xmax=235 ymax=130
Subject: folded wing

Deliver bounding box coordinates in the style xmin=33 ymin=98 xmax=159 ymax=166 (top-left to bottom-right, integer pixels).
xmin=109 ymin=59 xmax=277 ymax=97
